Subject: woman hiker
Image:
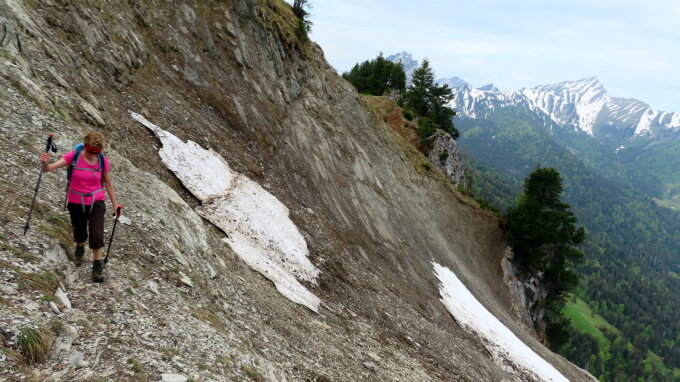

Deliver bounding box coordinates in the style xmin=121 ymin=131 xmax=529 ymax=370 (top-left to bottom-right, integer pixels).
xmin=39 ymin=132 xmax=119 ymax=282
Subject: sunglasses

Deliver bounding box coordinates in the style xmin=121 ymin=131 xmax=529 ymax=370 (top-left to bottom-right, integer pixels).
xmin=84 ymin=144 xmax=103 ymax=154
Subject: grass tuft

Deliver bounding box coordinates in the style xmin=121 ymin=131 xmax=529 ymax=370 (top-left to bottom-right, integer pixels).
xmin=241 ymin=364 xmax=265 ymax=382
xmin=17 ymin=327 xmax=53 ymax=364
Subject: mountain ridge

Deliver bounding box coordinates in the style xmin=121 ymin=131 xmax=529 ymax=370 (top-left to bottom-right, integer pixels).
xmin=385 ymin=52 xmax=680 ymax=142
xmin=452 ymin=75 xmax=680 ymax=140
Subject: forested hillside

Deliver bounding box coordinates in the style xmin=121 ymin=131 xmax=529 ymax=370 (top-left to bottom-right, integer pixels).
xmin=456 ymin=109 xmax=680 ymax=381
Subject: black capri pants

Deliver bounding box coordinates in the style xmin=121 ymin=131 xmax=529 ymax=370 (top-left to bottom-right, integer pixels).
xmin=68 ymin=201 xmax=106 ymax=249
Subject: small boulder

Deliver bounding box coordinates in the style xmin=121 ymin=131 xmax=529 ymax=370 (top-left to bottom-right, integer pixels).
xmin=160 ymin=374 xmax=188 ymax=382
xmin=366 ymin=351 xmax=382 ymax=363
xmin=49 ymin=301 xmax=61 ymax=314
xmin=79 ymin=100 xmax=105 ymax=126
xmin=54 ymin=287 xmax=72 ymax=310
xmin=207 ymin=264 xmax=217 ymax=279
xmin=179 ymin=273 xmax=193 ymax=288
xmin=363 ymin=361 xmax=378 ymax=372
xmin=147 ymin=280 xmax=160 ymax=295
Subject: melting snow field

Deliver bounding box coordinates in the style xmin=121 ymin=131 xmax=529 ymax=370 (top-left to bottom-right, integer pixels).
xmin=130 ymin=111 xmax=322 ymax=312
xmin=433 ymin=262 xmax=569 ymax=382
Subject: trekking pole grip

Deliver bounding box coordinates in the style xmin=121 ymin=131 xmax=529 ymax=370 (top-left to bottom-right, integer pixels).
xmin=44 ymin=134 xmax=54 ymax=152
xmin=44 ymin=134 xmax=57 ymax=153
xmin=114 ymin=204 xmax=122 ymax=219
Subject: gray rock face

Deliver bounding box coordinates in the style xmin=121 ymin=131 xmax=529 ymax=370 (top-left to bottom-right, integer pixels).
xmin=502 ymin=251 xmax=548 ymax=336
xmin=428 ymin=130 xmax=469 ymax=189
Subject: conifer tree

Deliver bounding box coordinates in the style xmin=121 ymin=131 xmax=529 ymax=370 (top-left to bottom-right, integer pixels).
xmin=506 ymin=167 xmax=586 ymax=348
xmin=342 ymin=53 xmax=405 ymax=95
xmin=404 ymin=59 xmax=458 ymax=140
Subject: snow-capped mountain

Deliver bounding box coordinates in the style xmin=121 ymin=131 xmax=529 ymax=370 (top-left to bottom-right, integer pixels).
xmin=386 ymin=51 xmax=680 ymax=142
xmin=478 ymin=83 xmax=499 ymax=92
xmin=437 ymin=76 xmax=469 ymax=89
xmin=451 ymin=76 xmax=680 ymax=140
xmin=386 ymin=51 xmax=418 ymax=83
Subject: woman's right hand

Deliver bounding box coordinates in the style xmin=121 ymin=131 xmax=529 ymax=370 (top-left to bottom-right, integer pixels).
xmin=40 ymin=152 xmax=50 ymax=164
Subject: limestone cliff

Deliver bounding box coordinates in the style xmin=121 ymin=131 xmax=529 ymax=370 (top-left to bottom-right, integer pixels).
xmin=427 ymin=130 xmax=470 ymax=189
xmin=0 ymin=0 xmax=594 ymax=381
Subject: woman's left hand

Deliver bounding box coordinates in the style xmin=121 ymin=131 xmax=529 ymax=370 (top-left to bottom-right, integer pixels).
xmin=113 ymin=204 xmax=123 ymax=219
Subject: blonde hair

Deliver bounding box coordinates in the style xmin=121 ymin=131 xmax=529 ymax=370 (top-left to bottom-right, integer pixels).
xmin=83 ymin=132 xmax=105 ymax=149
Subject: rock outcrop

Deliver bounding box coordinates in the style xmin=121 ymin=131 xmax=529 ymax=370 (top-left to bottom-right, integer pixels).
xmin=428 ymin=129 xmax=470 ymax=189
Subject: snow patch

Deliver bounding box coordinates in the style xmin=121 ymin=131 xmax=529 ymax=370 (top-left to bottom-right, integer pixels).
xmin=670 ymin=112 xmax=680 ymax=128
xmin=433 ymin=262 xmax=569 ymax=382
xmin=635 ymin=108 xmax=655 ymax=135
xmin=130 ymin=111 xmax=322 ymax=312
xmin=520 ymin=78 xmax=606 ymax=135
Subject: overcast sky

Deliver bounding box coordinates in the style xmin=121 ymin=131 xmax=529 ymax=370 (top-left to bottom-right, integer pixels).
xmin=304 ymin=0 xmax=680 ymax=112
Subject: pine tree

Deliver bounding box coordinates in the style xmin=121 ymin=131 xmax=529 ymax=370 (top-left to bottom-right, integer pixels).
xmin=506 ymin=167 xmax=586 ymax=348
xmin=342 ymin=53 xmax=405 ymax=96
xmin=507 ymin=167 xmax=585 ymax=276
xmin=405 ymin=59 xmax=458 ymax=140
xmin=405 ymin=59 xmax=435 ymax=117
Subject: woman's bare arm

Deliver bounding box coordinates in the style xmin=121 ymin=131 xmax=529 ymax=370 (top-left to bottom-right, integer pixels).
xmin=103 ymin=171 xmax=119 ymax=216
xmin=39 ymin=153 xmax=67 ymax=172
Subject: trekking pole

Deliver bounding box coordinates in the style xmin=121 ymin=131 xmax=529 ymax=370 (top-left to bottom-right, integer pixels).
xmin=104 ymin=205 xmax=123 ymax=264
xmin=24 ymin=134 xmax=58 ymax=235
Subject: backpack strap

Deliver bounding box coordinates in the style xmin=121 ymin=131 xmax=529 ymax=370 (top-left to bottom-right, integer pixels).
xmin=64 ymin=149 xmax=82 ymax=210
xmin=98 ymin=153 xmax=105 ymax=188
xmin=71 ymin=152 xmax=103 ymax=173
xmin=66 ymin=148 xmax=82 ymax=181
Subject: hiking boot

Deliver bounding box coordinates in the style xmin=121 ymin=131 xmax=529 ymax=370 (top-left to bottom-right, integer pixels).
xmin=74 ymin=245 xmax=85 ymax=267
xmin=92 ymin=260 xmax=105 ymax=283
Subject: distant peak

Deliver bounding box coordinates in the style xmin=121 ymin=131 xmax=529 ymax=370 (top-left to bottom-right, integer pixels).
xmin=573 ymin=76 xmax=601 ymax=86
xmin=531 ymin=76 xmax=606 ymax=97
xmin=386 ymin=51 xmax=414 ymax=63
xmin=386 ymin=52 xmax=420 ymax=84
xmin=478 ymin=83 xmax=499 ymax=92
xmin=564 ymin=76 xmax=602 ymax=88
xmin=437 ymin=76 xmax=470 ymax=89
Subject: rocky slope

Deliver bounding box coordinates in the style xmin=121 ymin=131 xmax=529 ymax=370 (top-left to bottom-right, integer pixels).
xmin=1 ymin=1 xmax=594 ymax=381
